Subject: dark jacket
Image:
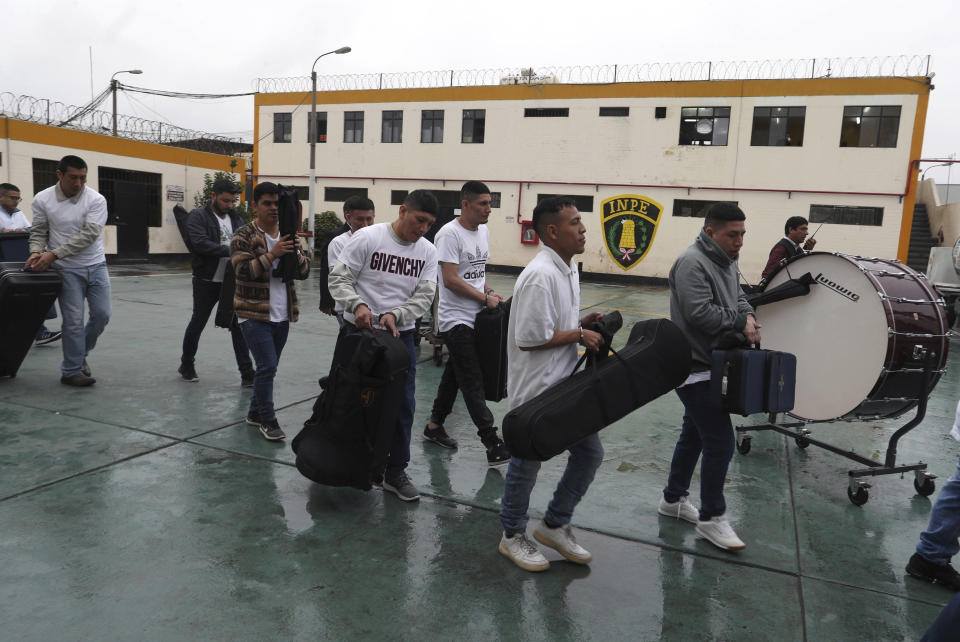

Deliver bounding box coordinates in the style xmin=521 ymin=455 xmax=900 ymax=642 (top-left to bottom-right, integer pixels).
xmin=319 ymin=222 xmax=351 ymax=310
xmin=760 ymin=237 xmax=804 ymax=282
xmin=187 ymin=205 xmax=245 ymax=280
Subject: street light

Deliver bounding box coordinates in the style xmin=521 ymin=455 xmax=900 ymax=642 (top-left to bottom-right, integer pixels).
xmin=111 ymin=69 xmax=143 ymax=136
xmin=308 ymin=46 xmax=351 ymax=256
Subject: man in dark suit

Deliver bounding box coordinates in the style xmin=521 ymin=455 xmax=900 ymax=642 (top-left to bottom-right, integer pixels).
xmin=178 ymin=178 xmax=254 ymax=384
xmin=760 ymin=216 xmax=817 ymax=284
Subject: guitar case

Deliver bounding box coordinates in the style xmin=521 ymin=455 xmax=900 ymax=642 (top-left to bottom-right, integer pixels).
xmin=503 ymin=318 xmax=692 ymax=461
xmin=474 ymin=298 xmax=510 ymax=402
xmin=0 ymin=263 xmax=62 ymax=377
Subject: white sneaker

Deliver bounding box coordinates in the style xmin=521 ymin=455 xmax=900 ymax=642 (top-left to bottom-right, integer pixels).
xmin=533 ymin=521 xmax=592 ymax=564
xmin=695 ymin=516 xmax=746 ymax=551
xmin=498 ymin=533 xmax=550 ymax=572
xmin=658 ymin=496 xmax=700 ymax=524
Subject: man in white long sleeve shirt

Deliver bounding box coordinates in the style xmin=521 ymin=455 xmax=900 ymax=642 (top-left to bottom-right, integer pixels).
xmin=26 ymin=155 xmax=111 ymax=387
xmin=329 ymin=189 xmax=438 ymax=502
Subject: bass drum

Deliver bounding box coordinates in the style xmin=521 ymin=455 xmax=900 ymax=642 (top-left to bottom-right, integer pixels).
xmin=756 ymin=252 xmax=949 ymax=421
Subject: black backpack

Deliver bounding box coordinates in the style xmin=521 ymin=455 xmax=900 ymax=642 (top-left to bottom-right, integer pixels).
xmin=292 ymin=329 xmax=409 ymax=490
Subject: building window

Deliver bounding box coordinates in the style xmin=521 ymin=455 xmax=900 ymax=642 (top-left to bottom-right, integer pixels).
xmin=672 ymin=199 xmax=739 ymax=218
xmin=32 ymin=158 xmax=58 ymax=195
xmin=344 ymin=111 xmax=364 ymax=143
xmin=307 ymin=112 xmax=327 ymax=143
xmin=679 ymin=107 xmax=730 ymax=146
xmin=392 ymin=189 xmax=501 ymax=207
xmin=324 ymin=187 xmax=368 ymax=202
xmin=809 ymin=204 xmax=883 ymax=226
xmin=840 ymin=106 xmax=901 ymax=148
xmin=273 ymin=113 xmax=292 ymax=143
xmin=462 ymin=109 xmax=485 ymax=143
xmin=524 ymin=108 xmax=569 ymax=118
xmin=381 ymin=110 xmax=403 ymax=143
xmin=537 ymin=193 xmax=594 ymax=213
xmin=599 ymin=107 xmax=629 ymax=117
xmin=421 ymin=110 xmax=444 ymax=143
xmin=751 ymin=107 xmax=805 ymax=146
xmin=290 ymin=186 xmax=309 ymax=201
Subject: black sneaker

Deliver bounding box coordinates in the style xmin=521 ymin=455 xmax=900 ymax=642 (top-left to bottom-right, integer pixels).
xmin=486 ymin=439 xmax=511 ymax=467
xmin=383 ymin=474 xmax=420 ymax=501
xmin=241 ymin=375 xmax=255 ymax=388
xmin=906 ymin=553 xmax=960 ymax=591
xmin=424 ymin=425 xmax=458 ymax=449
xmin=178 ymin=363 xmax=199 ymax=382
xmin=259 ymin=419 xmax=286 ymax=441
xmin=246 ymin=411 xmax=261 ymax=426
xmin=35 ymin=330 xmax=62 ymax=345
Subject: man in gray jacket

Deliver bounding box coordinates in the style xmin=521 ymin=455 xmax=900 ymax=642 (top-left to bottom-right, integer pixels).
xmin=658 ymin=202 xmax=760 ymax=551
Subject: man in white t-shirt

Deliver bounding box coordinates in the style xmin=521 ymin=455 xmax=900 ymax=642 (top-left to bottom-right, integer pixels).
xmin=424 ymin=181 xmax=509 ymax=465
xmin=325 ymin=196 xmax=376 ymax=327
xmin=178 ymin=177 xmax=253 ymax=385
xmin=498 ymin=197 xmax=604 ymax=572
xmin=329 ymin=190 xmax=439 ymax=502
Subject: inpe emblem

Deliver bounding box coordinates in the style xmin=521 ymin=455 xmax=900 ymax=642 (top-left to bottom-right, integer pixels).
xmin=601 ymin=195 xmax=663 ymax=270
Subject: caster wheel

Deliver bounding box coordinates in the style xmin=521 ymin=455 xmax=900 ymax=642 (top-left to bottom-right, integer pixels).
xmin=848 ymin=486 xmax=869 ymax=506
xmin=795 ymin=436 xmax=810 ymax=450
xmin=736 ymin=437 xmax=751 ymax=455
xmin=914 ymin=477 xmax=936 ymax=497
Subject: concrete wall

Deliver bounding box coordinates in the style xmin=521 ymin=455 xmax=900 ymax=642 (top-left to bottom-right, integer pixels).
xmin=920 ymin=178 xmax=960 ymax=248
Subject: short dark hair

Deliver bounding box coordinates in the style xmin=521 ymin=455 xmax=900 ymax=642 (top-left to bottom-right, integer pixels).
xmin=532 ymin=196 xmax=577 ymax=237
xmin=461 ymin=180 xmax=490 ymax=204
xmin=58 ymin=155 xmax=87 ymax=174
xmin=212 ymin=177 xmax=240 ymax=196
xmin=704 ymin=202 xmax=745 ymax=231
xmin=0 ymin=183 xmax=19 ymax=193
xmin=403 ymin=189 xmax=438 ymax=217
xmin=253 ymin=181 xmax=279 ymax=203
xmin=785 ymin=216 xmax=808 ymax=235
xmin=343 ymin=195 xmax=375 ymax=215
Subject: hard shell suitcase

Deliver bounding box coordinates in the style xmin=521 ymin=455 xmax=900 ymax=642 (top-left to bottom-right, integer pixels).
xmin=0 ymin=262 xmax=62 ymax=377
xmin=474 ymin=298 xmax=510 ymax=402
xmin=710 ymin=348 xmax=797 ymax=416
xmin=0 ymin=232 xmax=31 ymax=262
xmin=503 ymin=318 xmax=692 ymax=461
xmin=292 ymin=329 xmax=409 ymax=490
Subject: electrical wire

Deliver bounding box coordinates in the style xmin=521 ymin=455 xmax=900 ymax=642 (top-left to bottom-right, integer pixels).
xmin=118 ymin=83 xmax=256 ymax=99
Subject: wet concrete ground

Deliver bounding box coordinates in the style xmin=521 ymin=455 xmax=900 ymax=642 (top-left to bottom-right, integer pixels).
xmin=1 ymin=266 xmax=958 ymax=640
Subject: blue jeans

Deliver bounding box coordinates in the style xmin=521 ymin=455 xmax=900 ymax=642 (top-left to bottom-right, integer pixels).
xmin=240 ymin=320 xmax=289 ymax=422
xmin=342 ymin=325 xmax=417 ymax=481
xmin=499 ymin=433 xmax=604 ymax=536
xmin=56 ymin=262 xmax=111 ymax=376
xmin=916 ymin=457 xmax=960 ymax=566
xmin=922 ymin=592 xmax=960 ymax=641
xmin=664 ymin=380 xmax=736 ymax=520
xmin=181 ymin=277 xmax=254 ymax=378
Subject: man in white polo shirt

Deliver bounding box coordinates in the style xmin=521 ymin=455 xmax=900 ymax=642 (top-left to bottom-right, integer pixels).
xmin=497 ymin=196 xmax=604 ymax=572
xmin=325 ymin=195 xmax=376 ymax=328
xmin=329 ymin=189 xmax=438 ymax=502
xmin=26 ymin=155 xmax=111 ymax=387
xmin=424 ymin=180 xmax=509 ymax=465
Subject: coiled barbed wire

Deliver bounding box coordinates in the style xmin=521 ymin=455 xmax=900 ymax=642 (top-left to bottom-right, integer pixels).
xmin=0 ymin=92 xmax=244 ymax=156
xmin=255 ymin=55 xmax=931 ymax=93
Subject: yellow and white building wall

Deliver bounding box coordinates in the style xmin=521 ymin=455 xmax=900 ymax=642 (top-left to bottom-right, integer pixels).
xmin=253 ymin=76 xmax=931 ymax=282
xmin=0 ymin=118 xmax=246 ymax=258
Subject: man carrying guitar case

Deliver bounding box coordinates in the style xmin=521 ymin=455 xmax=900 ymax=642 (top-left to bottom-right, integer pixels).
xmin=292 ymin=329 xmax=409 ymax=490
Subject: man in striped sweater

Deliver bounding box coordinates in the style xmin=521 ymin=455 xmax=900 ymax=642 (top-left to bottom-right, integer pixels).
xmin=230 ymin=182 xmax=310 ymax=441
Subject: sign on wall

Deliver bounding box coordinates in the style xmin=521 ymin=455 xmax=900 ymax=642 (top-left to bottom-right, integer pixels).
xmin=166 ymin=185 xmax=184 ymax=202
xmin=601 ymin=194 xmax=663 ymax=270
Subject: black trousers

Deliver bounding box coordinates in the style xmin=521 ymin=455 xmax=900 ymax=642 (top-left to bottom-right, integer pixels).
xmin=429 ymin=323 xmax=497 ymax=446
xmin=181 ymin=277 xmax=254 ymax=377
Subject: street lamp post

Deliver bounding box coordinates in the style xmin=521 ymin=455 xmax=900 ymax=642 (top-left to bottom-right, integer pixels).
xmin=308 ymin=46 xmax=351 ymax=257
xmin=111 ymin=69 xmax=143 ymax=136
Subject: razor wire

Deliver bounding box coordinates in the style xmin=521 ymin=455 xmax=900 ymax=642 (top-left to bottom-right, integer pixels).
xmin=0 ymin=92 xmax=244 ymax=155
xmin=255 ymin=55 xmax=931 ymax=93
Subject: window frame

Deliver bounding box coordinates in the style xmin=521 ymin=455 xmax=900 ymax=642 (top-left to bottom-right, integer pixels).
xmin=679 ymin=106 xmax=730 ymax=146
xmin=307 ymin=112 xmax=328 ymax=144
xmin=344 ymin=111 xmax=364 ymax=143
xmin=272 ymin=112 xmax=292 ymax=143
xmin=381 ymin=110 xmax=403 ymax=144
xmin=839 ymin=105 xmax=901 ymax=148
xmin=462 ymin=109 xmax=486 ymax=144
xmin=421 ymin=109 xmax=444 ymax=143
xmin=750 ymin=106 xmax=806 ymax=146
xmin=809 ymin=204 xmax=884 ymax=226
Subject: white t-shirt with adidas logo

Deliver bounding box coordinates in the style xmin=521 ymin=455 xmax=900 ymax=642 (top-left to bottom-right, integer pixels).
xmin=435 ymin=219 xmax=489 ymax=332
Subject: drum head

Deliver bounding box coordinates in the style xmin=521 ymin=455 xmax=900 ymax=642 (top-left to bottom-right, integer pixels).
xmin=757 ymin=254 xmax=888 ymax=421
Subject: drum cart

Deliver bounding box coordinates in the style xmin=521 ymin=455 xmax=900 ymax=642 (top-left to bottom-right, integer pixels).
xmin=734 ymin=351 xmax=939 ymax=506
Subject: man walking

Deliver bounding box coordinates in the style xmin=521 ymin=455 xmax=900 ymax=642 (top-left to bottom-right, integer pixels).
xmin=498 ymin=197 xmax=604 ymax=572
xmin=424 ymin=181 xmax=510 ymax=465
xmin=658 ymin=202 xmax=760 ymax=551
xmin=26 ymin=155 xmax=110 ymax=386
xmin=178 ymin=177 xmax=254 ymax=385
xmin=324 ymin=195 xmax=376 ymax=326
xmin=329 ymin=190 xmax=439 ymax=502
xmin=231 ymin=182 xmax=310 ymax=441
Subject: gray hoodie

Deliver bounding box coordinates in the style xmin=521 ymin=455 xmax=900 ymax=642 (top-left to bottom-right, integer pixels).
xmin=669 ymin=229 xmax=754 ymax=372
